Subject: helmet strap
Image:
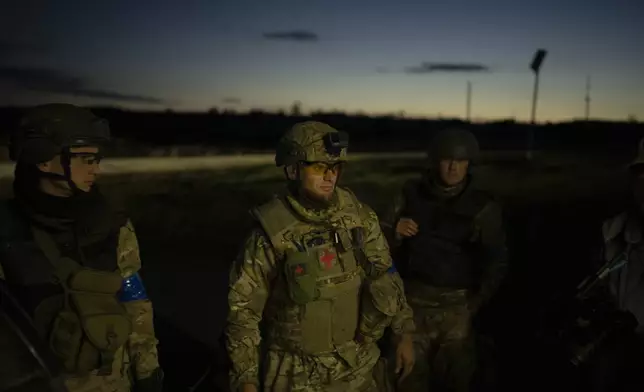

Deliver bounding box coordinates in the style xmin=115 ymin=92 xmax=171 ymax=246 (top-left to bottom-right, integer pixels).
xmin=60 ymin=149 xmax=83 ymax=195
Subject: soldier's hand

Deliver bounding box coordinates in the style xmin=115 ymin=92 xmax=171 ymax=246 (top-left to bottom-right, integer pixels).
xmin=240 ymin=383 xmax=258 ymax=392
xmin=396 ymin=218 xmax=419 ymax=237
xmin=395 ymin=333 xmax=415 ymax=383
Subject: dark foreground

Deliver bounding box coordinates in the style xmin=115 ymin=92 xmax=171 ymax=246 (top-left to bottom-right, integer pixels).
xmin=0 ymin=158 xmax=634 ymax=391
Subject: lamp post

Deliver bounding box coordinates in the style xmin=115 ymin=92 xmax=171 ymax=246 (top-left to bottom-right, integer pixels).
xmin=527 ymin=49 xmax=547 ymax=161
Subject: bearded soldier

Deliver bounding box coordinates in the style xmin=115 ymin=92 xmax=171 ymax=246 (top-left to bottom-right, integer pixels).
xmin=225 ymin=121 xmax=415 ymax=392
xmin=0 ymin=104 xmax=163 ymax=392
xmin=381 ymin=128 xmax=508 ymax=392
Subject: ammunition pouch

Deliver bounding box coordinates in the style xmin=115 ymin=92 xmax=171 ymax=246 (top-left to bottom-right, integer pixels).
xmin=284 ymin=250 xmax=320 ymax=305
xmin=49 ymin=268 xmax=131 ymax=374
xmin=31 ymin=227 xmax=132 ymax=376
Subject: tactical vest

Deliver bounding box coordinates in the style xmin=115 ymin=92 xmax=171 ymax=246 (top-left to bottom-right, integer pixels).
xmin=0 ymin=201 xmax=132 ymax=375
xmin=252 ymin=187 xmax=371 ymax=356
xmin=398 ymin=180 xmax=491 ymax=289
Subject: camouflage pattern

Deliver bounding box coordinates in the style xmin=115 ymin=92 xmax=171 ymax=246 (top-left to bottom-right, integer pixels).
xmin=262 ymin=342 xmax=380 ymax=391
xmin=9 ymin=103 xmax=111 ymax=165
xmin=427 ymin=128 xmax=480 ymax=163
xmin=225 ymin=186 xmax=415 ymax=392
xmin=26 ymin=220 xmax=160 ymax=392
xmin=116 ymin=221 xmax=161 ymax=382
xmin=357 ymin=270 xmax=414 ymax=344
xmin=63 ymin=345 xmax=131 ymax=392
xmin=275 ymin=121 xmax=348 ymax=167
xmin=380 ymin=174 xmax=508 ymax=392
xmin=394 ymin=285 xmax=476 ymax=392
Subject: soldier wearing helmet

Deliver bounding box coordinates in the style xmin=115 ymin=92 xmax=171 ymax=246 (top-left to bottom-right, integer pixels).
xmin=0 ymin=104 xmax=163 ymax=392
xmin=225 ymin=121 xmax=416 ymax=392
xmin=380 ymin=128 xmax=508 ymax=392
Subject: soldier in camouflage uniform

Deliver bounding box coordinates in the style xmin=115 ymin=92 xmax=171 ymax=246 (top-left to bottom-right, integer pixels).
xmin=225 ymin=121 xmax=416 ymax=392
xmin=0 ymin=104 xmax=163 ymax=392
xmin=381 ymin=128 xmax=508 ymax=392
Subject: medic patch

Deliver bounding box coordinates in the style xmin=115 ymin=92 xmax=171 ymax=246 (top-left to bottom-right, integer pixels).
xmin=292 ymin=263 xmax=307 ymax=276
xmin=318 ymin=248 xmax=337 ymax=270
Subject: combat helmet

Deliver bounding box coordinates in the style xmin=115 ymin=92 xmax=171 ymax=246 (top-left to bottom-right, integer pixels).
xmin=628 ymin=137 xmax=644 ymax=172
xmin=275 ymin=121 xmax=349 ymax=167
xmin=428 ymin=128 xmax=480 ymax=162
xmin=9 ymin=103 xmax=110 ymax=165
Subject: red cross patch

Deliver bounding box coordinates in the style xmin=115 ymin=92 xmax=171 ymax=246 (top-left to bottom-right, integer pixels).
xmin=293 ymin=264 xmax=306 ymax=276
xmin=319 ymin=249 xmax=336 ymax=270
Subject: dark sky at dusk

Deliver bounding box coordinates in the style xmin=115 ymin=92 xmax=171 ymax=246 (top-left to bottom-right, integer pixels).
xmin=1 ymin=0 xmax=643 ymax=122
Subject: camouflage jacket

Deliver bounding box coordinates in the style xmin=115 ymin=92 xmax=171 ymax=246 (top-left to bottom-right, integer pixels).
xmin=225 ymin=187 xmax=414 ymax=389
xmin=380 ymin=175 xmax=508 ymax=306
xmin=0 ymin=205 xmax=160 ymax=382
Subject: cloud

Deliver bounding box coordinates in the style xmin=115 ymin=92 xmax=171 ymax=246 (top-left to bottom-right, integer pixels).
xmin=222 ymin=97 xmax=242 ymax=104
xmin=262 ymin=30 xmax=319 ymax=42
xmin=0 ymin=66 xmax=166 ymax=104
xmin=404 ymin=62 xmax=491 ymax=74
xmin=375 ymin=67 xmax=391 ymax=74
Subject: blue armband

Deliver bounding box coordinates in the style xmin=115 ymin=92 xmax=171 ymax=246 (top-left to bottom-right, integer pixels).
xmin=387 ymin=263 xmax=397 ymax=274
xmin=119 ymin=273 xmax=148 ymax=302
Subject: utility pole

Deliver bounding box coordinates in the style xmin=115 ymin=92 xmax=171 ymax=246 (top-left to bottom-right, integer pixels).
xmin=530 ymin=72 xmax=540 ymax=124
xmin=527 ymin=49 xmax=547 ymax=161
xmin=585 ymin=75 xmax=591 ymax=121
xmin=466 ymin=81 xmax=472 ymax=122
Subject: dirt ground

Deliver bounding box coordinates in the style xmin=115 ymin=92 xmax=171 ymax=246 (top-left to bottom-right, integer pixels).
xmin=0 ymin=155 xmax=632 ymax=391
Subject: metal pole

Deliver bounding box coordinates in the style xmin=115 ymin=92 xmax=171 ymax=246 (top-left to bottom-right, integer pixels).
xmin=466 ymin=81 xmax=472 ymax=121
xmin=527 ymin=71 xmax=540 ymax=161
xmin=530 ymin=71 xmax=540 ymax=124
xmin=585 ymin=75 xmax=591 ymax=121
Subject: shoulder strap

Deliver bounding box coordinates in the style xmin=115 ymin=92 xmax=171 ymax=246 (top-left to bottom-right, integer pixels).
xmin=337 ymin=186 xmax=364 ymax=225
xmin=30 ymin=227 xmax=80 ymax=288
xmin=250 ymin=196 xmax=300 ymax=255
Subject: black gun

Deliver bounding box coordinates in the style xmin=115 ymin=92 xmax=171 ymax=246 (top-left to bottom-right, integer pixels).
xmin=0 ymin=279 xmax=68 ymax=392
xmin=535 ymin=249 xmax=637 ymax=369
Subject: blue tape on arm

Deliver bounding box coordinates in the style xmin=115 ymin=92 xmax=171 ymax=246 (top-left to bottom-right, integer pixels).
xmin=387 ymin=263 xmax=397 ymax=274
xmin=119 ymin=273 xmax=148 ymax=302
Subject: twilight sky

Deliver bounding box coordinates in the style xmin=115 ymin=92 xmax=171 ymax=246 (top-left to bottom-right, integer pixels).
xmin=1 ymin=0 xmax=643 ymax=122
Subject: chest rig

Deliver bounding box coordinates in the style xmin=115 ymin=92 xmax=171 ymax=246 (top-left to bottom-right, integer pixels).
xmin=0 ymin=202 xmax=131 ymax=376
xmin=251 ymin=187 xmax=369 ymax=355
xmin=399 ymin=180 xmax=491 ymax=288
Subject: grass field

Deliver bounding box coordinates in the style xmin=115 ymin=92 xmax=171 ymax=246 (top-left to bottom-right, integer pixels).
xmin=0 ymin=153 xmax=632 ymax=390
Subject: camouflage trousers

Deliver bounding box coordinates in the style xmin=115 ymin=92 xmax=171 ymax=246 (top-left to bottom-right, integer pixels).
xmin=262 ymin=341 xmax=381 ymax=392
xmin=64 ymin=346 xmax=132 ymax=392
xmin=392 ymin=285 xmax=476 ymax=392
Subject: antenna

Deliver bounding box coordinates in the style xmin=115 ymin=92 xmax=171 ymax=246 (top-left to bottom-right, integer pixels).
xmin=466 ymin=81 xmax=472 ymax=122
xmin=585 ymin=75 xmax=591 ymax=121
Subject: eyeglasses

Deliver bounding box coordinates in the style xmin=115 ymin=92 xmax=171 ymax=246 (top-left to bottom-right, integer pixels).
xmin=69 ymin=153 xmax=103 ymax=165
xmin=301 ymin=161 xmax=344 ymax=175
